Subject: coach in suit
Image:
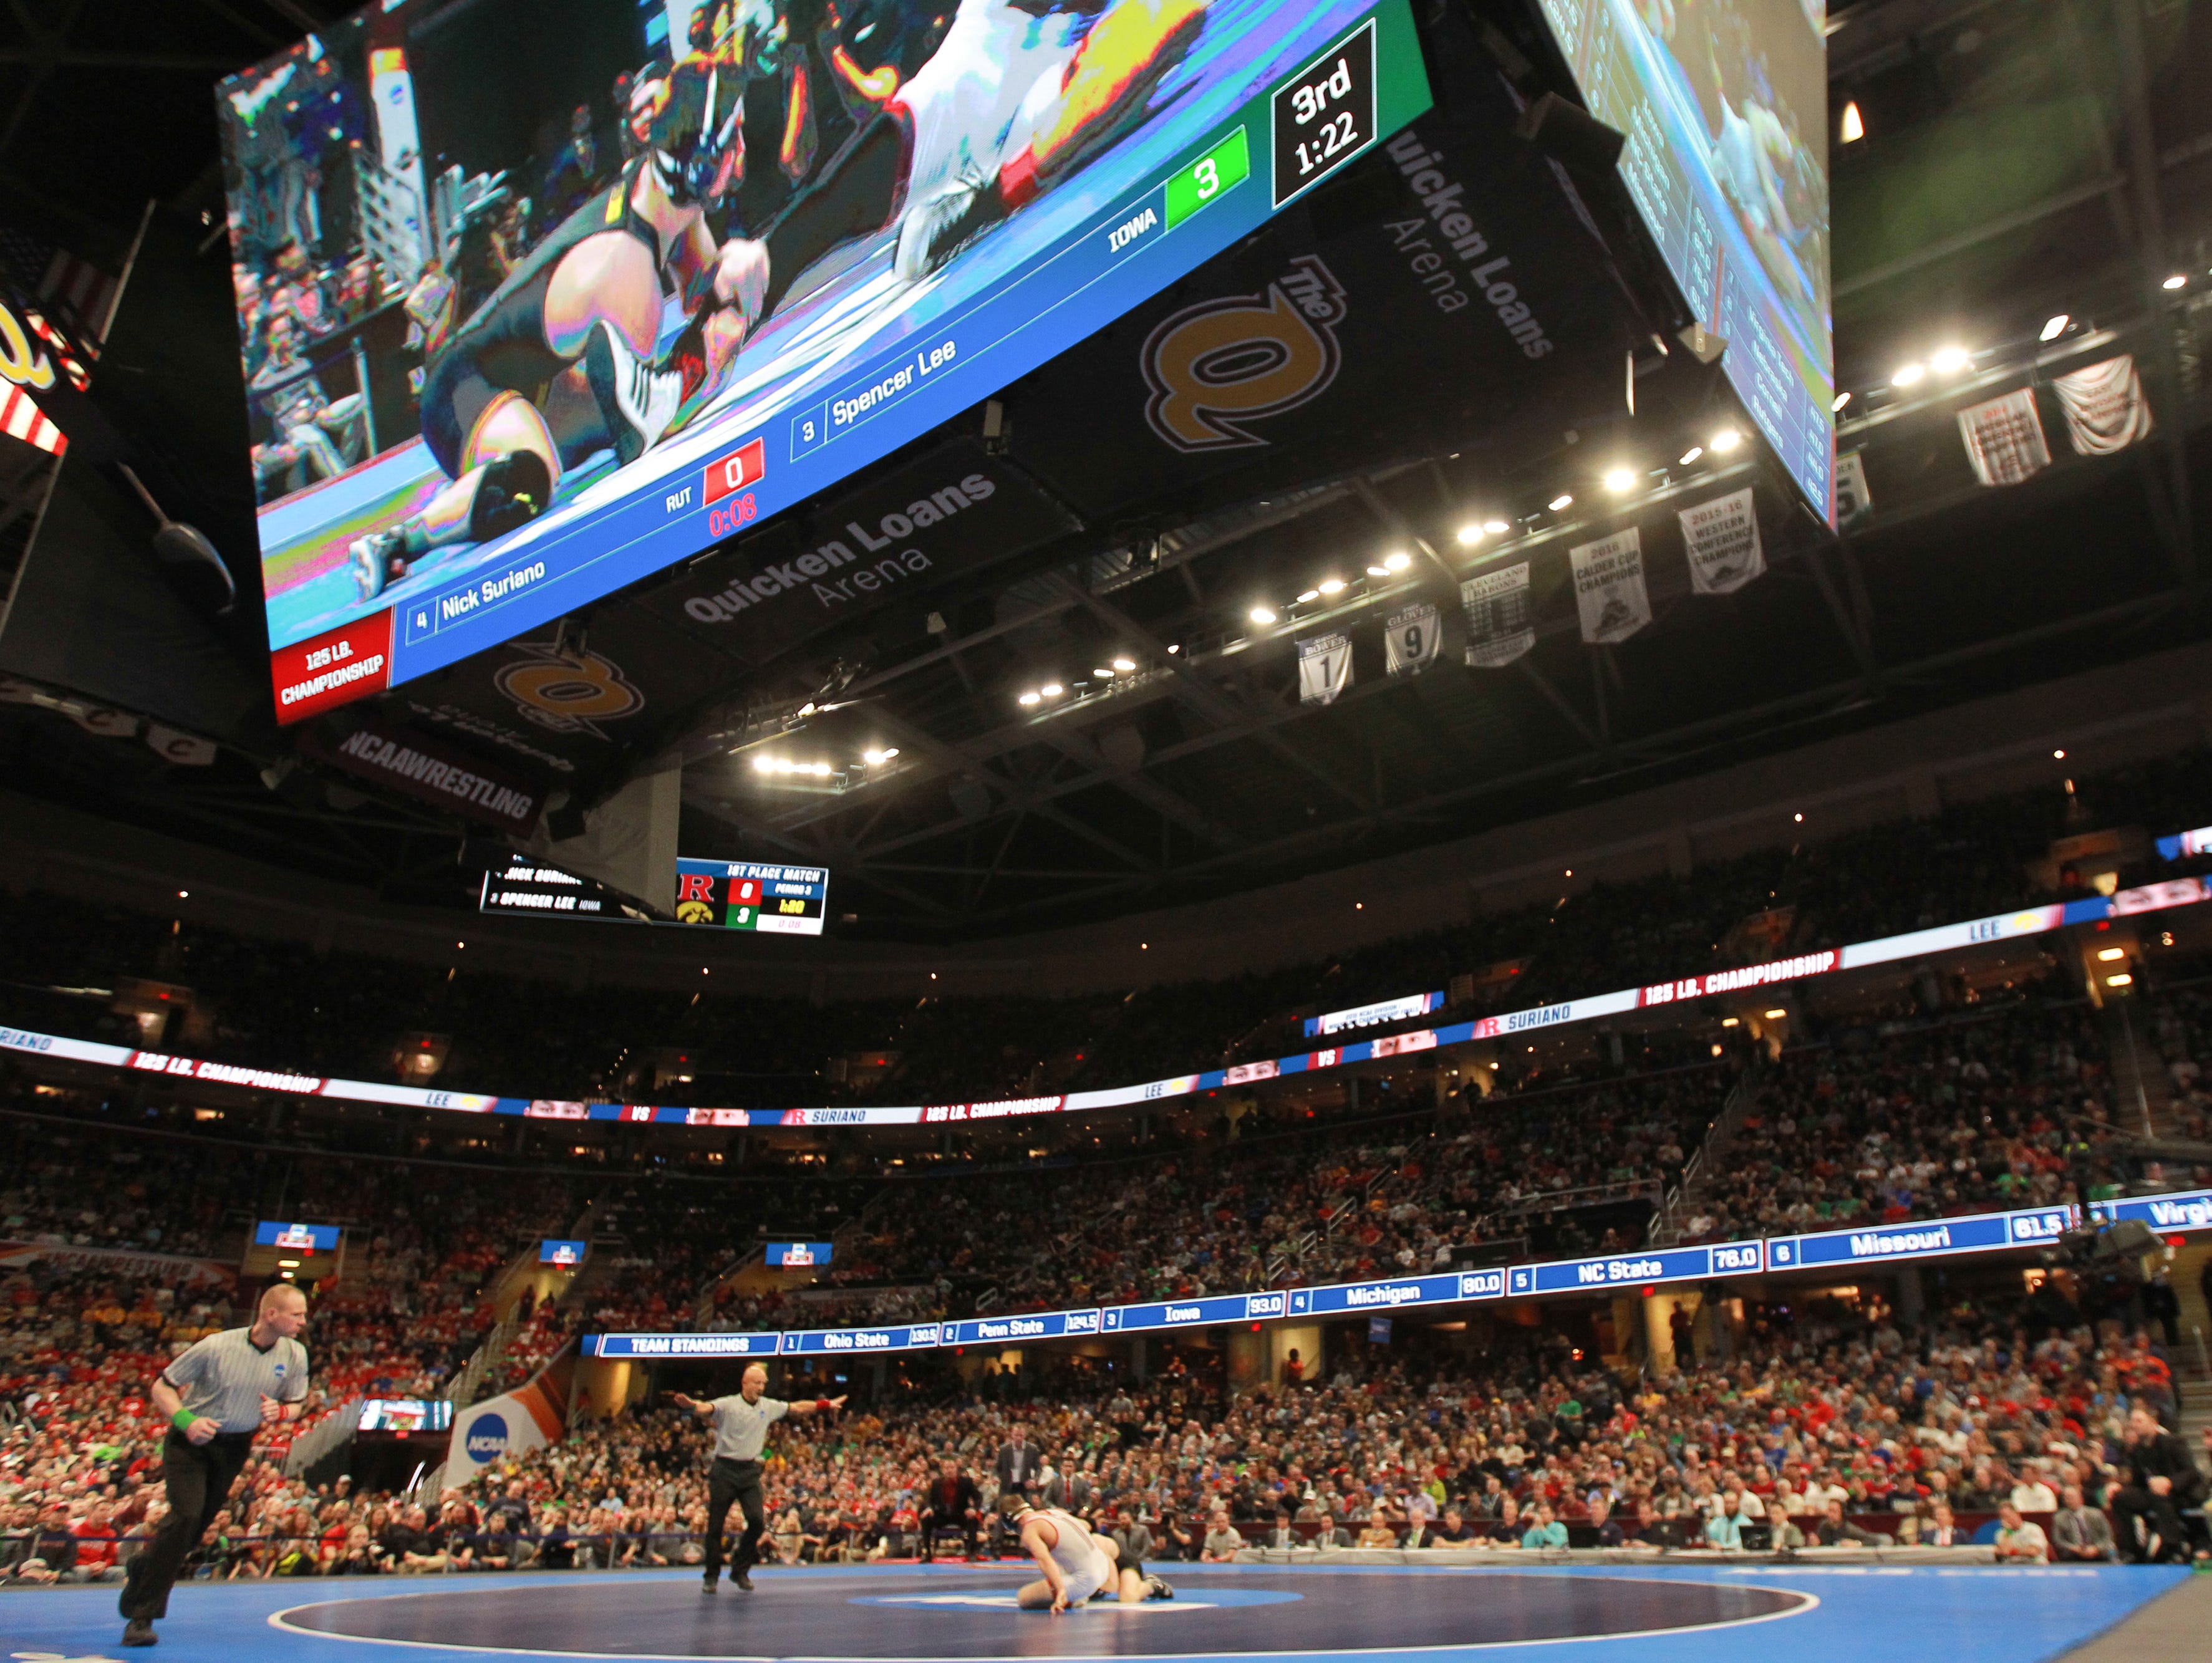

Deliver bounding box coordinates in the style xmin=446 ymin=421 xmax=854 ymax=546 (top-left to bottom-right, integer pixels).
xmin=996 ymin=1425 xmax=1043 ymax=1498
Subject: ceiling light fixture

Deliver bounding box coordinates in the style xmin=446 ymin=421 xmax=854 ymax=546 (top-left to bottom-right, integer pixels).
xmin=1111 ymin=657 xmax=1135 ymax=672
xmin=1456 ymin=525 xmax=1484 ymax=545
xmin=1709 ymin=428 xmax=1742 ymax=453
xmin=1764 ymin=1008 xmax=1787 ymax=1019
xmin=1298 ymin=589 xmax=1321 ymax=603
xmin=1603 ymin=467 xmax=1636 ymax=493
xmin=1832 ymin=391 xmax=1852 ymax=412
xmin=1548 ymin=493 xmax=1573 ymax=511
xmin=1679 ymin=446 xmax=1704 ymax=465
xmin=1318 ymin=576 xmax=1346 ymax=594
xmin=1364 ymin=564 xmax=1388 ymax=577
xmin=2161 ymin=274 xmax=2186 ymax=291
xmin=2039 ymin=314 xmax=2069 ymax=342
xmin=2097 ymin=947 xmax=2127 ymax=962
xmin=1839 ymin=100 xmax=1864 ymax=143
xmin=1384 ymin=551 xmax=1413 ymax=572
xmin=2107 ymin=971 xmax=2134 ymax=987
xmin=1093 ymin=667 xmax=1113 ymax=679
xmin=1891 ymin=362 xmax=1925 ymax=387
xmin=1930 ymin=345 xmax=1971 ymax=373
xmin=1249 ymin=605 xmax=1277 ymax=625
xmin=1041 ymin=682 xmax=1063 ymax=697
xmin=1018 ymin=693 xmax=1040 ymax=706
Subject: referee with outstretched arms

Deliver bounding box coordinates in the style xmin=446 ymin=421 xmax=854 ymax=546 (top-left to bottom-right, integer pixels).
xmin=120 ymin=1283 xmax=310 ymax=1646
xmin=673 ymin=1363 xmax=843 ymax=1591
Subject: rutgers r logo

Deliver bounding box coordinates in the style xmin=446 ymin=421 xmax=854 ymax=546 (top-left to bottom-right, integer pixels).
xmin=1141 ymin=255 xmax=1346 ymax=452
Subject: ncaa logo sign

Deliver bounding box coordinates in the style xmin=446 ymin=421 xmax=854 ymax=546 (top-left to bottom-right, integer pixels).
xmin=463 ymin=1411 xmax=510 ymax=1462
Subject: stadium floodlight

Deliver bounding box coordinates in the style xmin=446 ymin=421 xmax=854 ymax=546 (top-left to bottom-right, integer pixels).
xmin=1603 ymin=467 xmax=1636 ymax=493
xmin=1709 ymin=427 xmax=1742 ymax=452
xmin=2107 ymin=972 xmax=2134 ymax=987
xmin=1249 ymin=605 xmax=1277 ymax=625
xmin=2097 ymin=947 xmax=2126 ymax=962
xmin=1456 ymin=524 xmax=1485 ymax=545
xmin=1764 ymin=1008 xmax=1787 ymax=1019
xmin=862 ymin=748 xmax=896 ymax=763
xmin=1839 ymin=100 xmax=1863 ymax=143
xmin=1364 ymin=564 xmax=1388 ymax=577
xmin=1548 ymin=493 xmax=1573 ymax=511
xmin=1017 ymin=693 xmax=1040 ymax=707
xmin=1891 ymin=362 xmax=1925 ymax=387
xmin=1093 ymin=667 xmax=1114 ymax=679
xmin=1298 ymin=589 xmax=1321 ymax=602
xmin=1111 ymin=657 xmax=1135 ymax=672
xmin=753 ymin=755 xmax=776 ymax=773
xmin=2161 ymin=274 xmax=2186 ymax=290
xmin=1041 ymin=682 xmax=1063 ymax=697
xmin=1832 ymin=391 xmax=1852 ymax=412
xmin=1484 ymin=519 xmax=1509 ymax=535
xmin=1384 ymin=551 xmax=1413 ymax=571
xmin=1679 ymin=446 xmax=1704 ymax=466
xmin=2039 ymin=314 xmax=2069 ymax=342
xmin=1930 ymin=345 xmax=1970 ymax=373
xmin=1318 ymin=577 xmax=1346 ymax=594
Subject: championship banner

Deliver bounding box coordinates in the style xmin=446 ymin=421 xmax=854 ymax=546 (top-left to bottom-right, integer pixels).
xmin=1461 ymin=564 xmax=1532 ymax=667
xmin=2050 ymin=355 xmax=2153 ymax=456
xmin=1677 ymin=488 xmax=1763 ymax=595
xmin=1568 ymin=528 xmax=1649 ymax=644
xmin=1957 ymin=388 xmax=2050 ymax=486
xmin=1835 ymin=450 xmax=1872 ymax=524
xmin=1298 ymin=632 xmax=1353 ymax=705
xmin=1383 ymin=601 xmax=1439 ymax=676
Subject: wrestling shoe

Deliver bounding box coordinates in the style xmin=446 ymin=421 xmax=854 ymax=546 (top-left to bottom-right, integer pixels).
xmin=121 ymin=1620 xmax=158 ymax=1647
xmin=583 ymin=319 xmax=686 ymax=466
xmin=1144 ymin=1575 xmax=1174 ymax=1600
xmin=350 ymin=528 xmax=407 ymax=600
xmin=893 ymin=162 xmax=1009 ymax=283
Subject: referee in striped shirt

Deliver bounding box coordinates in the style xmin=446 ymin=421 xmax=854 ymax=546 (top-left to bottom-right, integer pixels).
xmin=674 ymin=1364 xmax=843 ymax=1591
xmin=119 ymin=1283 xmax=310 ymax=1647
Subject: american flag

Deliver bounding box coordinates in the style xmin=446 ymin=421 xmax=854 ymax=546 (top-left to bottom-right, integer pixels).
xmin=0 ymin=224 xmax=117 ymax=356
xmin=0 ymin=223 xmax=117 ymax=456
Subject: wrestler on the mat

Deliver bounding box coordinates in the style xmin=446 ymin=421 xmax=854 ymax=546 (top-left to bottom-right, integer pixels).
xmin=720 ymin=0 xmax=1208 ymax=330
xmin=1008 ymin=1496 xmax=1172 ymax=1611
xmin=350 ymin=52 xmax=767 ymax=600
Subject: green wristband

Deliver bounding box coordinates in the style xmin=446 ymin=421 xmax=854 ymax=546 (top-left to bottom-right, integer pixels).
xmin=172 ymin=1409 xmax=200 ymax=1432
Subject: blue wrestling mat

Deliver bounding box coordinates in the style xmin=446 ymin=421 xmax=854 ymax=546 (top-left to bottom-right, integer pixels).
xmin=0 ymin=1561 xmax=2187 ymax=1663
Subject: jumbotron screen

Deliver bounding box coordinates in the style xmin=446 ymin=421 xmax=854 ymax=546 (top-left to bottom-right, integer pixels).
xmin=1533 ymin=0 xmax=1832 ymax=517
xmin=224 ymin=0 xmax=1432 ymax=721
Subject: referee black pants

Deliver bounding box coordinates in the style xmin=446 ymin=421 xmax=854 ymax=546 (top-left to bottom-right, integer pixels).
xmin=705 ymin=1457 xmax=767 ymax=1576
xmin=122 ymin=1430 xmax=252 ymax=1619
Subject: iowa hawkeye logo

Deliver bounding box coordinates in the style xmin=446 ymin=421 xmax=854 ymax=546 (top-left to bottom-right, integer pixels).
xmin=1141 ymin=256 xmax=1346 ymax=452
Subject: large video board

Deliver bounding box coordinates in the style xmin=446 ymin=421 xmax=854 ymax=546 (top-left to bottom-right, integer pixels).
xmin=1533 ymin=0 xmax=1832 ymax=518
xmin=223 ymin=0 xmax=1432 ymax=721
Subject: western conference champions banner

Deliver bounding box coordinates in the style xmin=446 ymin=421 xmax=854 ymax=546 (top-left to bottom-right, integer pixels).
xmin=1461 ymin=564 xmax=1532 ymax=667
xmin=2050 ymin=355 xmax=2153 ymax=456
xmin=1568 ymin=528 xmax=1649 ymax=644
xmin=1958 ymin=387 xmax=2050 ymax=486
xmin=1677 ymin=487 xmax=1764 ymax=595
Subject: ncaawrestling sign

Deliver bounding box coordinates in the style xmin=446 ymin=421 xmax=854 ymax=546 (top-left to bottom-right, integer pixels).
xmin=301 ymin=716 xmax=544 ymax=834
xmin=649 ymin=438 xmax=1076 ymax=663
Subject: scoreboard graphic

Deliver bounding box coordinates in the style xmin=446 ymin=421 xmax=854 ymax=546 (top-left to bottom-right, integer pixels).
xmin=673 ymin=859 xmax=828 ymax=935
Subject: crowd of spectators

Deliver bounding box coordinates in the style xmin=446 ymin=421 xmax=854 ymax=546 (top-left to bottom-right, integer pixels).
xmin=7 ymin=748 xmax=2212 ymax=1111
xmin=10 ymin=1284 xmax=2203 ymax=1586
xmin=1679 ymin=997 xmax=2135 ymax=1244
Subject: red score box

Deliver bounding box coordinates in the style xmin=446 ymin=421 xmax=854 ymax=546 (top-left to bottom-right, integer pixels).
xmin=703 ymin=436 xmax=766 ymax=506
xmin=271 ymin=609 xmax=394 ymax=723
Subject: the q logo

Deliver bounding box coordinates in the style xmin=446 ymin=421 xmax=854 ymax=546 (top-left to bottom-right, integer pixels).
xmin=463 ymin=1410 xmax=510 ymax=1462
xmin=493 ymin=642 xmax=644 ymax=738
xmin=0 ymin=298 xmax=57 ymax=393
xmin=1141 ymin=255 xmax=1346 ymax=452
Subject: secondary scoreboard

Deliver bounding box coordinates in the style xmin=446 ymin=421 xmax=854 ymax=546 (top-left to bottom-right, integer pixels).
xmin=673 ymin=859 xmax=828 ymax=936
